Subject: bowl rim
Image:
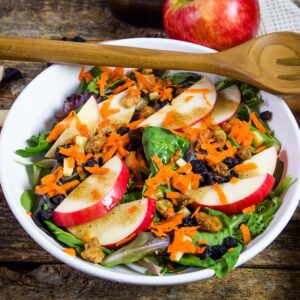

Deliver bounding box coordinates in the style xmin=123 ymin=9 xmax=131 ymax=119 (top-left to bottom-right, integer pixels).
xmin=1 ymin=37 xmax=300 ymax=286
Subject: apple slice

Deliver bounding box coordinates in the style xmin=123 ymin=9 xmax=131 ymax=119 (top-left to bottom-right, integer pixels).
xmin=237 ymin=146 xmax=277 ymax=179
xmin=53 ymin=155 xmax=129 ymax=227
xmin=188 ymin=173 xmax=275 ymax=214
xmin=139 ymin=77 xmax=217 ymax=130
xmin=68 ymin=198 xmax=156 ymax=248
xmin=98 ymin=90 xmax=137 ymax=129
xmin=193 ymin=84 xmax=241 ymax=128
xmin=46 ymin=96 xmax=99 ymax=158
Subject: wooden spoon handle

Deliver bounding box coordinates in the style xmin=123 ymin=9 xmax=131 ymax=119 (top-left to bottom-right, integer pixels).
xmin=0 ymin=36 xmax=225 ymax=73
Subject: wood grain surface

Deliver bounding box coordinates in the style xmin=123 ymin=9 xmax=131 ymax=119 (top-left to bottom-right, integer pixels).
xmin=0 ymin=1 xmax=299 ymax=299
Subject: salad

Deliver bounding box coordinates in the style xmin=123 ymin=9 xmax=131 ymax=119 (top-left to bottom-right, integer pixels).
xmin=17 ymin=66 xmax=292 ymax=278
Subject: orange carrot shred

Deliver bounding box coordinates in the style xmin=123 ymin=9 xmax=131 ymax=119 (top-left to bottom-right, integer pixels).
xmin=234 ymin=162 xmax=257 ymax=172
xmin=184 ymin=95 xmax=194 ymax=102
xmin=250 ymin=112 xmax=270 ymax=134
xmin=152 ymin=155 xmax=164 ymax=170
xmin=78 ymin=67 xmax=85 ymax=81
xmin=230 ymin=177 xmax=240 ymax=184
xmin=113 ymin=80 xmax=135 ymax=95
xmin=91 ymin=189 xmax=100 ymax=201
xmin=99 ymin=70 xmax=108 ymax=97
xmin=166 ymin=192 xmax=183 ymax=199
xmin=240 ymin=224 xmax=251 ymax=244
xmin=254 ymin=145 xmax=266 ymax=154
xmin=191 ymin=206 xmax=201 ymax=218
xmin=115 ymin=233 xmax=137 ymax=247
xmin=150 ymin=214 xmax=185 ymax=237
xmin=64 ymin=248 xmax=76 ymax=256
xmin=191 ymin=173 xmax=201 ymax=189
xmin=26 ymin=210 xmax=32 ymax=216
xmin=197 ymin=239 xmax=208 ymax=245
xmin=127 ymin=118 xmax=145 ymax=130
xmin=213 ymin=183 xmax=227 ymax=204
xmin=242 ymin=205 xmax=256 ymax=214
xmin=128 ymin=205 xmax=138 ymax=214
xmin=84 ymin=166 xmax=109 ymax=175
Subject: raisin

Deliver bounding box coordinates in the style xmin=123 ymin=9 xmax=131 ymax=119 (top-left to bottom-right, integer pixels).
xmin=200 ymin=246 xmax=213 ymax=259
xmin=3 ymin=67 xmax=23 ymax=82
xmin=216 ymin=175 xmax=231 ymax=184
xmin=259 ymin=111 xmax=272 ymax=121
xmin=117 ymin=126 xmax=129 ymax=136
xmin=181 ymin=217 xmax=197 ymax=227
xmin=62 ymin=36 xmax=86 ymax=43
xmin=202 ymin=172 xmax=218 ymax=186
xmin=209 ymin=245 xmax=227 ymax=260
xmin=50 ymin=194 xmax=65 ymax=206
xmin=230 ymin=169 xmax=239 ymax=178
xmin=40 ymin=208 xmax=53 ymax=220
xmin=223 ymin=157 xmax=236 ymax=169
xmin=183 ymin=148 xmax=196 ymax=162
xmin=83 ymin=158 xmax=101 ymax=169
xmin=160 ymin=100 xmax=171 ymax=107
xmin=127 ymin=128 xmax=144 ymax=151
xmin=191 ymin=159 xmax=208 ymax=174
xmin=55 ymin=143 xmax=72 ymax=165
xmin=223 ymin=237 xmax=238 ymax=249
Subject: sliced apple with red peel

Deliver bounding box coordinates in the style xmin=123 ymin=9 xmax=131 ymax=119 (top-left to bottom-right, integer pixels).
xmin=53 ymin=155 xmax=129 ymax=227
xmin=238 ymin=146 xmax=277 ymax=179
xmin=188 ymin=173 xmax=275 ymax=214
xmin=139 ymin=77 xmax=217 ymax=130
xmin=46 ymin=96 xmax=99 ymax=158
xmin=68 ymin=198 xmax=156 ymax=248
xmin=98 ymin=89 xmax=137 ymax=129
xmin=193 ymin=84 xmax=241 ymax=128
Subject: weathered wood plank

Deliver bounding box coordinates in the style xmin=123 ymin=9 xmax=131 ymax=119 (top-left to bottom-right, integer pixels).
xmin=0 ymin=264 xmax=299 ymax=299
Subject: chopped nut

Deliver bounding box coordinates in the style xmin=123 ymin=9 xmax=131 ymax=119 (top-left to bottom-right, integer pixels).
xmin=121 ymin=86 xmax=141 ymax=108
xmin=85 ymin=132 xmax=106 ymax=153
xmin=152 ymin=189 xmax=164 ymax=200
xmin=195 ymin=212 xmax=223 ymax=233
xmin=81 ymin=237 xmax=105 ymax=264
xmin=141 ymin=69 xmax=153 ymax=74
xmin=212 ymin=162 xmax=229 ymax=176
xmin=212 ymin=129 xmax=227 ymax=147
xmin=156 ymin=199 xmax=175 ymax=219
xmin=140 ymin=106 xmax=155 ymax=118
xmin=237 ymin=147 xmax=252 ymax=160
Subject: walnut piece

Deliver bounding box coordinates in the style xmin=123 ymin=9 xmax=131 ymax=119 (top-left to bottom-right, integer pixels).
xmin=84 ymin=132 xmax=106 ymax=153
xmin=156 ymin=199 xmax=175 ymax=219
xmin=81 ymin=237 xmax=105 ymax=264
xmin=237 ymin=147 xmax=252 ymax=160
xmin=195 ymin=212 xmax=223 ymax=233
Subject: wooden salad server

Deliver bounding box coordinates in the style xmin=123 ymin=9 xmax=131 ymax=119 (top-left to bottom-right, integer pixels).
xmin=0 ymin=32 xmax=299 ymax=96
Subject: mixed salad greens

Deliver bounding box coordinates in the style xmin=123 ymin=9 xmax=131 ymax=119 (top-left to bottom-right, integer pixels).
xmin=17 ymin=66 xmax=292 ymax=278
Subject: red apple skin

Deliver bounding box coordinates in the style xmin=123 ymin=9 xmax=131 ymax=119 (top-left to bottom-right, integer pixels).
xmin=194 ymin=174 xmax=275 ymax=215
xmin=105 ymin=198 xmax=157 ymax=248
xmin=163 ymin=0 xmax=260 ymax=51
xmin=53 ymin=159 xmax=129 ymax=227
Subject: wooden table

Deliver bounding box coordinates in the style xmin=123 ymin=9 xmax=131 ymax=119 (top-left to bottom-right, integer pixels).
xmin=0 ymin=1 xmax=299 ymax=299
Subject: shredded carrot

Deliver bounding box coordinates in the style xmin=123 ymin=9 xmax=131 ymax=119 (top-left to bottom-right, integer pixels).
xmin=242 ymin=205 xmax=256 ymax=214
xmin=91 ymin=189 xmax=100 ymax=201
xmin=64 ymin=157 xmax=75 ymax=169
xmin=127 ymin=118 xmax=145 ymax=130
xmin=227 ymin=248 xmax=234 ymax=253
xmin=128 ymin=205 xmax=138 ymax=214
xmin=84 ymin=165 xmax=109 ymax=175
xmin=234 ymin=162 xmax=257 ymax=172
xmin=78 ymin=67 xmax=85 ymax=81
xmin=64 ymin=248 xmax=76 ymax=256
xmin=59 ymin=145 xmax=86 ymax=165
xmin=132 ymin=70 xmax=153 ymax=90
xmin=152 ymin=155 xmax=164 ymax=170
xmin=82 ymin=233 xmax=91 ymax=242
xmin=227 ymin=118 xmax=254 ymax=147
xmin=184 ymin=95 xmax=194 ymax=102
xmin=240 ymin=224 xmax=251 ymax=244
xmin=191 ymin=173 xmax=201 ymax=189
xmin=162 ymin=110 xmax=185 ymax=128
xmin=254 ymin=145 xmax=266 ymax=153
xmin=191 ymin=206 xmax=201 ymax=218
xmin=213 ymin=183 xmax=227 ymax=204
xmin=144 ymin=186 xmax=155 ymax=198
xmin=26 ymin=210 xmax=32 ymax=216
xmin=112 ymin=80 xmax=135 ymax=95
xmin=115 ymin=233 xmax=136 ymax=247
xmin=98 ymin=70 xmax=108 ymax=97
xmin=166 ymin=192 xmax=183 ymax=199
xmin=171 ymin=173 xmax=191 ymax=193
xmin=60 ymin=180 xmax=80 ymax=192
xmin=99 ymin=100 xmax=120 ymax=119
xmin=250 ymin=112 xmax=270 ymax=134
xmin=186 ymin=88 xmax=211 ymax=94
xmin=84 ymin=71 xmax=94 ymax=84
xmin=230 ymin=177 xmax=240 ymax=184
xmin=176 ymin=163 xmax=192 ymax=174
xmin=129 ymin=152 xmax=142 ymax=184
xmin=197 ymin=239 xmax=208 ymax=245
xmin=151 ymin=214 xmax=185 ymax=237
xmin=76 ymin=166 xmax=86 ymax=179
xmin=74 ymin=114 xmax=89 ymax=137
xmin=109 ymin=67 xmax=125 ymax=82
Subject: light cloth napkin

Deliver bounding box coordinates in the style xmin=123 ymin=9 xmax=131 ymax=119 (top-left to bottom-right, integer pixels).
xmin=258 ymin=0 xmax=300 ymax=35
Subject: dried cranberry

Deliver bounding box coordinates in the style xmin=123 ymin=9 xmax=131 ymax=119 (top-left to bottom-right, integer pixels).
xmin=3 ymin=67 xmax=23 ymax=82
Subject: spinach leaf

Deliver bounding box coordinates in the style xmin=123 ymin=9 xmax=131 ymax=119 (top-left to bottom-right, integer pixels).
xmin=20 ymin=189 xmax=37 ymax=212
xmin=142 ymin=126 xmax=190 ymax=173
xmin=273 ymin=159 xmax=284 ymax=188
xmin=238 ymin=83 xmax=264 ymax=109
xmin=236 ymin=103 xmax=251 ymax=121
xmin=90 ymin=66 xmax=102 ymax=77
xmin=103 ymin=233 xmax=170 ymax=268
xmin=105 ymin=79 xmax=124 ymax=95
xmin=215 ymin=78 xmax=237 ymax=91
xmin=32 ymin=164 xmax=42 ymax=187
xmin=171 ymin=72 xmax=202 ymax=85
xmin=273 ymin=176 xmax=293 ymax=198
xmin=43 ymin=220 xmax=84 ymax=252
xmin=16 ymin=132 xmax=51 ymax=157
xmin=121 ymin=190 xmax=143 ymax=204
xmin=178 ymin=244 xmax=242 ymax=279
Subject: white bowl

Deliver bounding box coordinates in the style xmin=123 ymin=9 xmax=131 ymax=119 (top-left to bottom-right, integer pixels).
xmin=0 ymin=38 xmax=300 ymax=285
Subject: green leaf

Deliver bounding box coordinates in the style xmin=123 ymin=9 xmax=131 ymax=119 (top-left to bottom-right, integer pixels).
xmin=215 ymin=78 xmax=237 ymax=91
xmin=86 ymin=76 xmax=100 ymax=94
xmin=238 ymin=83 xmax=264 ymax=109
xmin=32 ymin=165 xmax=42 ymax=187
xmin=171 ymin=72 xmax=202 ymax=85
xmin=90 ymin=66 xmax=102 ymax=77
xmin=16 ymin=132 xmax=51 ymax=157
xmin=102 ymin=233 xmax=170 ymax=268
xmin=273 ymin=159 xmax=284 ymax=188
xmin=250 ymin=126 xmax=281 ymax=151
xmin=20 ymin=190 xmax=37 ymax=212
xmin=273 ymin=176 xmax=293 ymax=198
xmin=120 ymin=190 xmax=143 ymax=203
xmin=236 ymin=103 xmax=251 ymax=121
xmin=35 ymin=159 xmax=57 ymax=169
xmin=178 ymin=244 xmax=242 ymax=279
xmin=43 ymin=220 xmax=84 ymax=251
xmin=142 ymin=126 xmax=190 ymax=174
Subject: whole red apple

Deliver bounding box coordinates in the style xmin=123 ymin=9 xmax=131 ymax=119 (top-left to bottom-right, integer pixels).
xmin=163 ymin=0 xmax=260 ymax=51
